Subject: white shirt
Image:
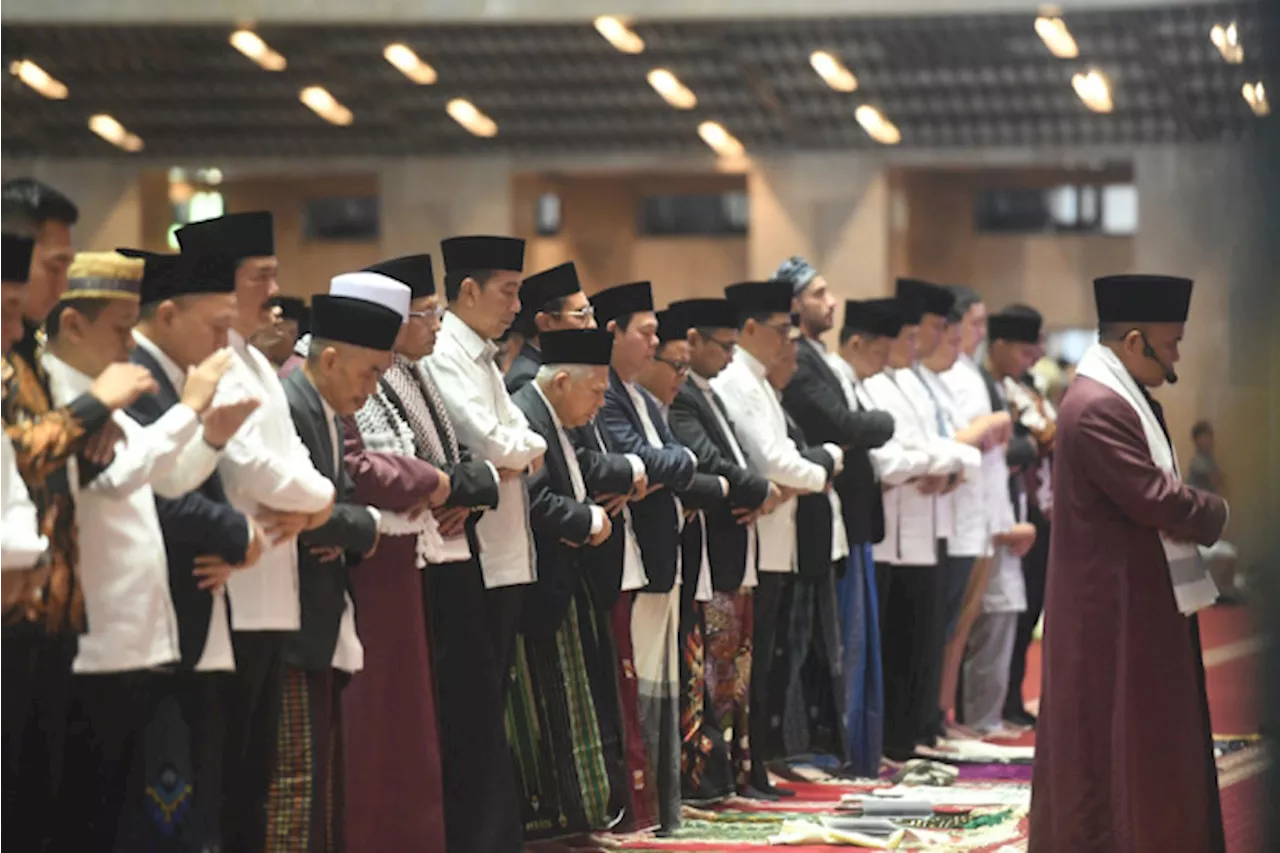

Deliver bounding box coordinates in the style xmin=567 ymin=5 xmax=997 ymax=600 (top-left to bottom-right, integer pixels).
xmin=919 ymin=364 xmax=985 ymax=556
xmin=2 ymin=434 xmax=46 ymax=571
xmin=129 ymin=332 xmax=237 ymax=671
xmin=214 ymin=330 xmax=336 ymax=631
xmin=44 ymin=353 xmax=195 ymax=673
xmin=317 ymin=392 xmax=364 ymax=675
xmin=712 ymin=349 xmax=830 ymax=573
xmin=426 ymin=311 xmax=545 ymax=589
xmin=690 ymin=371 xmax=758 ymax=589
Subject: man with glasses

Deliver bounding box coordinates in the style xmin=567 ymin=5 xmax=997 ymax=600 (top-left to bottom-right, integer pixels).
xmin=505 ymin=261 xmax=597 ymax=393
xmin=667 ymin=297 xmax=779 ymax=800
xmin=712 ymin=280 xmax=842 ymax=797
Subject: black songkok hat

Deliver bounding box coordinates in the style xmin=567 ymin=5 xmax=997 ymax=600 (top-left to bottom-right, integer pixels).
xmin=895 ymin=278 xmax=955 ymax=322
xmin=843 ymin=298 xmax=906 ymax=339
xmin=275 ymin=295 xmax=309 ymax=322
xmin=988 ymin=310 xmax=1043 ymax=344
xmin=440 ymin=235 xmax=525 ymax=273
xmin=362 ymin=255 xmax=435 ymax=299
xmin=133 ymin=252 xmax=238 ymax=306
xmin=521 ymin=262 xmax=582 ymax=312
xmin=175 ymin=211 xmax=275 ymax=261
xmin=310 ymin=295 xmax=402 ymax=351
xmin=540 ymin=328 xmax=614 ymax=366
xmin=1093 ymin=274 xmax=1193 ymax=324
xmin=592 ymin=281 xmax=654 ymax=326
xmin=724 ymin=280 xmax=793 ymax=317
xmin=656 ymin=305 xmax=691 ymax=344
xmin=2 ymin=233 xmax=35 ymax=283
xmin=670 ymin=298 xmax=737 ymax=330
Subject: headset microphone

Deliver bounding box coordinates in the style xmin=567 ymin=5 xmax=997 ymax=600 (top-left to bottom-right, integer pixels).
xmin=1140 ymin=334 xmax=1178 ymax=385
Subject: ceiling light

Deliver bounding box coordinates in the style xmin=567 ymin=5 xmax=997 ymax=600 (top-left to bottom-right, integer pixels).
xmin=1072 ymin=69 xmax=1113 ymax=113
xmin=855 ymin=105 xmax=902 ymax=145
xmin=229 ymin=29 xmax=287 ymax=72
xmin=1243 ymin=81 xmax=1270 ymax=117
xmin=1210 ymin=22 xmax=1244 ymax=64
xmin=697 ymin=120 xmax=745 ymax=158
xmin=299 ymin=86 xmax=353 ymax=126
xmin=647 ymin=68 xmax=697 ymax=110
xmin=1034 ymin=16 xmax=1079 ymax=59
xmin=446 ymin=98 xmax=498 ymax=138
xmin=8 ymin=60 xmax=68 ymax=100
xmin=594 ymin=16 xmax=645 ymax=54
xmin=809 ymin=50 xmax=858 ymax=93
xmin=383 ymin=43 xmax=438 ymax=85
xmin=88 ymin=114 xmax=143 ymax=153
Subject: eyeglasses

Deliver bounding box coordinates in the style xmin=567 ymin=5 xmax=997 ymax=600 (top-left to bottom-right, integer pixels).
xmin=551 ymin=306 xmax=595 ymax=322
xmin=409 ymin=305 xmax=447 ymax=321
xmin=656 ymin=357 xmax=691 ymax=375
xmin=705 ymin=336 xmax=737 ymax=355
xmin=761 ymin=321 xmax=794 ymax=338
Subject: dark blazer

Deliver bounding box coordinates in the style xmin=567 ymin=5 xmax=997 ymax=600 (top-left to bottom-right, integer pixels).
xmin=780 ymin=405 xmax=840 ymax=578
xmin=597 ymin=370 xmax=696 ymax=593
xmin=512 ymin=383 xmax=601 ymax=636
xmin=128 ymin=345 xmax=249 ymax=669
xmin=669 ymin=377 xmax=771 ymax=590
xmin=567 ymin=421 xmax=628 ymax=609
xmin=503 ymin=343 xmax=542 ymax=394
xmin=282 ymin=370 xmax=379 ymax=671
xmin=783 ymin=341 xmax=895 ymax=552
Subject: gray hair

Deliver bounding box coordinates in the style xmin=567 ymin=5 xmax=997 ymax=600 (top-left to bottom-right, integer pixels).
xmin=535 ymin=363 xmax=598 ymax=386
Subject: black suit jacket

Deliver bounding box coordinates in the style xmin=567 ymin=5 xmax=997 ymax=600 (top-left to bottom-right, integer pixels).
xmin=128 ymin=346 xmax=249 ymax=669
xmin=504 ymin=343 xmax=542 ymax=394
xmin=780 ymin=405 xmax=840 ymax=578
xmin=783 ymin=341 xmax=895 ymax=552
xmin=669 ymin=377 xmax=771 ymax=590
xmin=282 ymin=370 xmax=379 ymax=671
xmin=567 ymin=421 xmax=628 ymax=609
xmin=512 ymin=383 xmax=600 ymax=636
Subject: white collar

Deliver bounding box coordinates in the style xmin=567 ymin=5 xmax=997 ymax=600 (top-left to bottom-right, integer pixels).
xmin=40 ymin=352 xmax=93 ymax=408
xmin=132 ymin=329 xmax=186 ymax=393
xmin=531 ymin=380 xmax=567 ymax=436
xmin=690 ymin=371 xmax=713 ymax=391
xmin=736 ymin=348 xmax=768 ymax=380
xmin=441 ymin=311 xmax=496 ymax=363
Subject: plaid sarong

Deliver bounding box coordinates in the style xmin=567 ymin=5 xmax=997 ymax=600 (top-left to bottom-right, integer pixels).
xmin=265 ymin=667 xmax=344 ymax=852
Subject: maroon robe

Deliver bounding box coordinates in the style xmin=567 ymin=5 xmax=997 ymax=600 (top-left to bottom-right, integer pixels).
xmin=1029 ymin=376 xmax=1228 ymax=853
xmin=338 ymin=417 xmax=446 ymax=851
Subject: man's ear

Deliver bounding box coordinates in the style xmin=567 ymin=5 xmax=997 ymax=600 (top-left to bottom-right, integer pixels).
xmin=607 ymin=319 xmax=618 ymax=336
xmin=552 ymin=369 xmax=572 ymax=394
xmin=534 ymin=312 xmax=553 ymax=334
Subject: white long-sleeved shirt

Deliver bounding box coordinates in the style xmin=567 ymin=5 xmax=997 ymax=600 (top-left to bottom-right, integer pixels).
xmin=2 ymin=434 xmax=46 ymax=571
xmin=44 ymin=352 xmax=223 ymax=673
xmin=942 ymin=354 xmax=1017 ymax=558
xmin=426 ymin=311 xmax=546 ymax=589
xmin=212 ymin=330 xmax=336 ymax=631
xmin=919 ymin=364 xmax=986 ymax=557
xmin=712 ymin=349 xmax=834 ymax=573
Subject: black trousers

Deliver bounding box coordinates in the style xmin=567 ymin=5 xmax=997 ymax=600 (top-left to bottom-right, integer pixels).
xmin=427 ymin=560 xmax=523 ymax=853
xmin=1005 ymin=506 xmax=1050 ymax=717
xmin=879 ymin=557 xmax=945 ymax=759
xmin=748 ymin=572 xmax=790 ymax=785
xmin=2 ymin=626 xmax=77 ymax=852
xmin=221 ymin=631 xmax=285 ymax=853
xmin=485 ymin=584 xmax=525 ymax=700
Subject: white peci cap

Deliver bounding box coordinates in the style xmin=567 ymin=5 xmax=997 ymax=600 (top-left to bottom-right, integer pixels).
xmin=328 ymin=271 xmax=411 ymax=321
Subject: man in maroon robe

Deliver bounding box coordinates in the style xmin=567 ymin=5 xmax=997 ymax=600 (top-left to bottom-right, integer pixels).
xmin=1030 ymin=274 xmax=1229 ymax=853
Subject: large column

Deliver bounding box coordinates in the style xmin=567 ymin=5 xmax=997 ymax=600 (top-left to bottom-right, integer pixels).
xmin=748 ymin=153 xmax=892 ymax=342
xmin=378 ymin=156 xmax=514 ymax=258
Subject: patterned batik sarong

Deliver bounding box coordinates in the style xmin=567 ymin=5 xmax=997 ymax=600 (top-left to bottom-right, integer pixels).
xmin=630 ymin=588 xmax=682 ymax=831
xmin=678 ymin=597 xmax=733 ymax=803
xmin=703 ymin=589 xmax=754 ymax=792
xmin=838 ymin=544 xmax=884 ymax=778
xmin=505 ymin=593 xmax=613 ymax=839
xmin=265 ymin=667 xmax=344 ymax=852
xmin=607 ymin=592 xmax=659 ymax=832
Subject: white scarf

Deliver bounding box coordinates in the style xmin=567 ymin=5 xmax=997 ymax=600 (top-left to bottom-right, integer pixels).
xmin=1074 ymin=343 xmax=1217 ymax=614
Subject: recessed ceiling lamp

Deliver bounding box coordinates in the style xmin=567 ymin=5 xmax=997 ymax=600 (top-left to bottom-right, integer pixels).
xmin=594 ymin=16 xmax=645 ymax=54
xmin=1210 ymin=22 xmax=1244 ymax=64
xmin=230 ymin=29 xmax=287 ymax=71
xmin=809 ymin=50 xmax=858 ymax=93
xmin=855 ymin=105 xmax=902 ymax=145
xmin=88 ymin=114 xmax=143 ymax=152
xmin=383 ymin=43 xmax=438 ymax=85
xmin=1242 ymin=81 xmax=1270 ymax=117
xmin=299 ymin=86 xmax=353 ymax=125
xmin=1072 ymin=69 xmax=1113 ymax=113
xmin=697 ymin=120 xmax=745 ymax=158
xmin=647 ymin=68 xmax=697 ymax=109
xmin=1034 ymin=15 xmax=1079 ymax=59
xmin=446 ymin=98 xmax=498 ymax=138
xmin=8 ymin=60 xmax=68 ymax=100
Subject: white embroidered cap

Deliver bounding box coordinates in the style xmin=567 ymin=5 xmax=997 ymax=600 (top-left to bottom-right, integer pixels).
xmin=329 ymin=271 xmax=411 ymax=321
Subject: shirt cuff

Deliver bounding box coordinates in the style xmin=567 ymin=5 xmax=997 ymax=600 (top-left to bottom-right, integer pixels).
xmin=683 ymin=448 xmax=698 ymax=466
xmin=822 ymin=443 xmax=845 ymax=475
xmin=625 ymin=454 xmax=646 ymax=479
xmin=483 ymin=460 xmax=500 ymax=489
xmin=589 ymin=505 xmax=606 ymax=536
xmin=368 ymin=507 xmax=382 ymax=530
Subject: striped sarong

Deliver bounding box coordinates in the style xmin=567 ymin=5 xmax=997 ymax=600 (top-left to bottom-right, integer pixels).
xmin=265 ymin=667 xmax=344 ymax=852
xmin=631 ymin=588 xmax=682 ymax=830
xmin=505 ymin=593 xmax=613 ymax=839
